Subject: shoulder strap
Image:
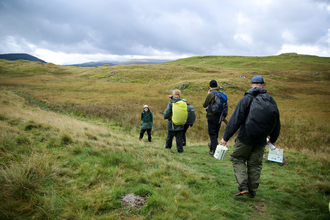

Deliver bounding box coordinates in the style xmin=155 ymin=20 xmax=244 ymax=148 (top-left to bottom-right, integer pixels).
xmin=244 ymin=93 xmax=259 ymax=120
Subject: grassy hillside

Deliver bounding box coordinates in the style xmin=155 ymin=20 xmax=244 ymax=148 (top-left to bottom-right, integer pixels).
xmin=167 ymin=53 xmax=330 ymax=71
xmin=0 ymin=54 xmax=329 ymax=219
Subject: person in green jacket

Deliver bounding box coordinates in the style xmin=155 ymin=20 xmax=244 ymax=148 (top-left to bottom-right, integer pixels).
xmin=203 ymin=80 xmax=226 ymax=156
xmin=138 ymin=105 xmax=153 ymax=142
xmin=163 ymin=89 xmax=185 ymax=153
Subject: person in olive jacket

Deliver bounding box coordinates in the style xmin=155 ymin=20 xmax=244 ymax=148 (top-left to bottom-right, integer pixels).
xmin=163 ymin=89 xmax=184 ymax=153
xmin=138 ymin=105 xmax=153 ymax=142
xmin=203 ymin=79 xmax=226 ymax=156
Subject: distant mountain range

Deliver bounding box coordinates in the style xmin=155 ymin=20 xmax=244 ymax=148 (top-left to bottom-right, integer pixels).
xmin=0 ymin=53 xmax=46 ymax=63
xmin=64 ymin=59 xmax=172 ymax=67
xmin=0 ymin=53 xmax=171 ymax=66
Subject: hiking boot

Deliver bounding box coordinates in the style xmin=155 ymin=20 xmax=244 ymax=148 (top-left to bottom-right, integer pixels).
xmin=138 ymin=138 xmax=141 ymax=141
xmin=234 ymin=188 xmax=249 ymax=196
xmin=208 ymin=142 xmax=211 ymax=151
xmin=209 ymin=151 xmax=215 ymax=157
xmin=248 ymin=191 xmax=256 ymax=198
xmin=182 ymin=142 xmax=186 ymax=146
xmin=164 ymin=144 xmax=171 ymax=149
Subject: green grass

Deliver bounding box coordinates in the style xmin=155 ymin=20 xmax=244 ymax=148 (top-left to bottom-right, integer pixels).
xmin=0 ymin=55 xmax=330 ymax=219
xmin=0 ymin=118 xmax=329 ymax=219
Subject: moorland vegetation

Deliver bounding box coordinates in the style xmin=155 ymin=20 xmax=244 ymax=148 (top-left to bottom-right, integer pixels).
xmin=0 ymin=53 xmax=329 ymax=219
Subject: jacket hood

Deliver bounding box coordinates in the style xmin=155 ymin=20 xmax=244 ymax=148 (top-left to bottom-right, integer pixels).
xmin=141 ymin=108 xmax=152 ymax=113
xmin=245 ymin=87 xmax=267 ymax=96
xmin=172 ymin=97 xmax=182 ymax=103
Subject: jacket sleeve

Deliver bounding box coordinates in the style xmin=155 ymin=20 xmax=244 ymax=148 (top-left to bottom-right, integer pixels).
xmin=223 ymin=96 xmax=251 ymax=141
xmin=163 ymin=101 xmax=172 ymax=120
xmin=141 ymin=111 xmax=143 ymax=120
xmin=151 ymin=111 xmax=154 ymax=122
xmin=203 ymin=92 xmax=214 ymax=108
xmin=269 ymin=116 xmax=281 ymax=143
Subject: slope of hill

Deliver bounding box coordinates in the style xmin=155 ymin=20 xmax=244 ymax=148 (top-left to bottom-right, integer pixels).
xmin=167 ymin=53 xmax=330 ymax=71
xmin=0 ymin=53 xmax=46 ymax=63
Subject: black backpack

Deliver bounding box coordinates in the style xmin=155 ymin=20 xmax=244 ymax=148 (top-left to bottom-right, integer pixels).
xmin=186 ymin=104 xmax=196 ymax=125
xmin=245 ymin=93 xmax=279 ymax=140
xmin=208 ymin=91 xmax=228 ymax=117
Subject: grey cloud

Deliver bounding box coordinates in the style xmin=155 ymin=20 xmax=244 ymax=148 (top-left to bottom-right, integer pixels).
xmin=0 ymin=0 xmax=329 ymax=60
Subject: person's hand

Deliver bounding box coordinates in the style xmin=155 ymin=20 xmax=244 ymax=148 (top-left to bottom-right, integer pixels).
xmin=267 ymin=139 xmax=275 ymax=146
xmin=167 ymin=95 xmax=172 ymax=99
xmin=220 ymin=138 xmax=227 ymax=146
xmin=190 ymin=125 xmax=193 ymax=128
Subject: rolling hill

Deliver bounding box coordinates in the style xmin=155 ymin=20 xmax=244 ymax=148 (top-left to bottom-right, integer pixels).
xmin=0 ymin=53 xmax=46 ymax=63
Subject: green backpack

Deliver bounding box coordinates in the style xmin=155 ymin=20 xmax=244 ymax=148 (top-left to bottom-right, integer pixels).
xmin=172 ymin=100 xmax=188 ymax=125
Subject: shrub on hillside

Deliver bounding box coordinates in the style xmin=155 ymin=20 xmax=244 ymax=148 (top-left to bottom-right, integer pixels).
xmin=60 ymin=133 xmax=73 ymax=145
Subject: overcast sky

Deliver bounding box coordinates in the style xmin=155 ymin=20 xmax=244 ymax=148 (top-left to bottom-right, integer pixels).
xmin=0 ymin=0 xmax=329 ymax=65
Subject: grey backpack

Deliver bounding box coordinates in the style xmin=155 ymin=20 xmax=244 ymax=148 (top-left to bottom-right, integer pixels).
xmin=186 ymin=104 xmax=196 ymax=125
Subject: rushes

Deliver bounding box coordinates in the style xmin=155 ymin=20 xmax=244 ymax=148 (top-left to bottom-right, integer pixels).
xmin=0 ymin=153 xmax=60 ymax=199
xmin=279 ymin=116 xmax=330 ymax=155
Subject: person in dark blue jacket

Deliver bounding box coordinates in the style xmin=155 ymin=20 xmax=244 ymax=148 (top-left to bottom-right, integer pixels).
xmin=220 ymin=76 xmax=281 ymax=199
xmin=138 ymin=105 xmax=153 ymax=142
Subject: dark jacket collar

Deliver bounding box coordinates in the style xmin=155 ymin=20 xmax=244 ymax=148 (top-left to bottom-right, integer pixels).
xmin=245 ymin=87 xmax=267 ymax=96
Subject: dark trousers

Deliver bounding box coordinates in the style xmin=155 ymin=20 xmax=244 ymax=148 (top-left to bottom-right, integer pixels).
xmin=182 ymin=124 xmax=190 ymax=146
xmin=207 ymin=116 xmax=221 ymax=151
xmin=165 ymin=130 xmax=184 ymax=153
xmin=139 ymin=129 xmax=152 ymax=142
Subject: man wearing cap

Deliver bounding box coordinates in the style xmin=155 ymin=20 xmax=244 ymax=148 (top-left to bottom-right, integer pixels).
xmin=220 ymin=76 xmax=281 ymax=198
xmin=138 ymin=105 xmax=153 ymax=142
xmin=203 ymin=79 xmax=222 ymax=156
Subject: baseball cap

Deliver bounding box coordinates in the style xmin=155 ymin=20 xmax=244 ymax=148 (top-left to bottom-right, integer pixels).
xmin=251 ymin=75 xmax=265 ymax=84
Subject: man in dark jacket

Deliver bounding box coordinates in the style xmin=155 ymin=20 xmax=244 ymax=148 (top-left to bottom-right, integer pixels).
xmin=203 ymin=80 xmax=225 ymax=156
xmin=139 ymin=105 xmax=153 ymax=142
xmin=220 ymin=76 xmax=281 ymax=198
xmin=163 ymin=89 xmax=185 ymax=153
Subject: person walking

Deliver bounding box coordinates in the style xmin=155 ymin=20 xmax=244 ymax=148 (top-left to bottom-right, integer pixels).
xmin=203 ymin=80 xmax=227 ymax=156
xmin=220 ymin=76 xmax=281 ymax=198
xmin=163 ymin=89 xmax=185 ymax=153
xmin=182 ymin=99 xmax=195 ymax=147
xmin=138 ymin=105 xmax=153 ymax=142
